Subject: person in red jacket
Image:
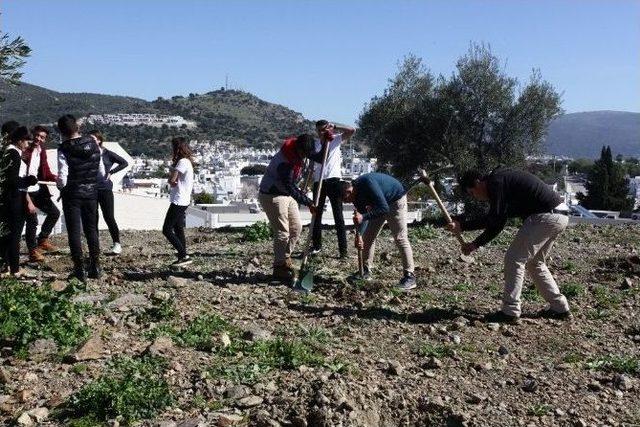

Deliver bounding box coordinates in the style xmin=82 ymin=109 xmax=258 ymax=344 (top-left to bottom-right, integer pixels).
xmin=21 ymin=125 xmax=60 ymax=262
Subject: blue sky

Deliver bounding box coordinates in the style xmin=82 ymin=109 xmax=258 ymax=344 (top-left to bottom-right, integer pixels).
xmin=2 ymin=0 xmax=639 ymax=125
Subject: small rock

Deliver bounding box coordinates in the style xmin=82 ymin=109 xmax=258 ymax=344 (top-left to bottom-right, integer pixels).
xmin=71 ymin=292 xmax=109 ymax=305
xmin=152 ymin=290 xmax=171 ymax=302
xmin=387 ymin=360 xmax=403 ymax=376
xmin=554 ymin=408 xmax=566 ymax=417
xmin=71 ymin=336 xmax=104 ymax=361
xmin=237 ymin=395 xmax=263 ymax=408
xmin=620 ymin=277 xmax=633 ymax=290
xmin=474 ymin=362 xmax=493 ymax=371
xmin=49 ymin=280 xmax=68 ymax=292
xmin=146 ymin=336 xmax=174 ymax=357
xmin=27 ymin=407 xmax=49 ymax=422
xmin=498 ymin=345 xmax=509 ymax=355
xmin=16 ymin=412 xmax=34 ymax=426
xmin=450 ymin=334 xmax=461 ymax=345
xmin=467 ymin=393 xmax=487 ymax=404
xmin=157 ymin=421 xmax=178 ymax=427
xmin=17 ymin=389 xmax=33 ymax=402
xmin=574 ymin=418 xmax=588 ymax=427
xmin=28 ymin=339 xmax=58 ymax=361
xmin=257 ymin=311 xmax=271 ymax=320
xmin=217 ymin=413 xmax=244 ymax=426
xmin=522 ymin=378 xmax=537 ymax=393
xmin=196 ymin=274 xmax=204 ymax=281
xmin=242 ymin=325 xmax=272 ymax=342
xmin=225 ymin=385 xmax=250 ymax=400
xmin=587 ymin=381 xmax=602 ymax=392
xmin=380 ymin=252 xmax=392 ymax=262
xmin=167 ymin=276 xmax=188 ymax=288
xmin=0 ymin=367 xmax=9 ymax=384
xmin=486 ymin=323 xmax=500 ymax=331
xmin=107 ymin=293 xmax=150 ymax=310
xmin=250 ymin=257 xmax=260 ymax=266
xmin=613 ymin=374 xmax=632 ymax=391
xmin=424 ymin=357 xmax=443 ymax=369
xmin=219 ymin=332 xmax=231 ymax=348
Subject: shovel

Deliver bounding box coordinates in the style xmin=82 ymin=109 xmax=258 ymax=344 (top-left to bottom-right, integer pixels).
xmin=293 ymin=139 xmax=331 ymax=292
xmin=355 ymin=212 xmax=364 ymax=277
xmin=419 ymin=169 xmax=475 ymax=263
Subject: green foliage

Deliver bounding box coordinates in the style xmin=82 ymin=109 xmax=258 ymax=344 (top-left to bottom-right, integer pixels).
xmin=522 ymin=286 xmax=542 ymax=302
xmin=586 ymin=355 xmax=640 ymax=374
xmin=193 ymin=191 xmax=216 ymax=205
xmin=410 ymin=224 xmax=439 ymax=240
xmin=148 ymin=314 xmax=233 ymax=352
xmin=139 ymin=299 xmax=177 ymax=323
xmin=417 ymin=343 xmax=456 ymax=358
xmin=578 ymin=146 xmax=634 ymax=211
xmin=528 ymin=404 xmax=551 ymax=416
xmin=0 ymin=24 xmax=31 ymax=91
xmin=593 ymin=285 xmax=621 ymax=309
xmin=243 ymin=221 xmax=272 ymax=242
xmin=561 ymin=282 xmax=585 ymax=299
xmin=65 ymin=356 xmax=173 ymax=425
xmin=359 ymin=44 xmax=562 ymax=182
xmin=452 ymin=282 xmax=473 ymax=292
xmin=250 ymin=337 xmax=325 ymax=370
xmin=0 ymin=278 xmax=90 ymax=351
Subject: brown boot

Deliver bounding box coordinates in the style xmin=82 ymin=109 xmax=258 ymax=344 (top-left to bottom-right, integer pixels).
xmin=29 ymin=248 xmax=45 ymax=263
xmin=272 ymin=262 xmax=294 ymax=282
xmin=37 ymin=238 xmax=57 ymax=252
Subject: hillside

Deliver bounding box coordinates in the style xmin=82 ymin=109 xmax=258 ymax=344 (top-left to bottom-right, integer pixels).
xmin=0 ymin=81 xmax=314 ymax=155
xmin=545 ymin=111 xmax=640 ymax=159
xmin=1 ymin=224 xmax=639 ymax=426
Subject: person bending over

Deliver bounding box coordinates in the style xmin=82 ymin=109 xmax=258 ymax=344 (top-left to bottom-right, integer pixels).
xmin=447 ymin=167 xmax=571 ymax=323
xmin=341 ymin=172 xmax=417 ymax=291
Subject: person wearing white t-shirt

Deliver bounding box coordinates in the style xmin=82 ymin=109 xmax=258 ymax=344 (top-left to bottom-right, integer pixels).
xmin=311 ymin=120 xmax=355 ymax=258
xmin=163 ymin=137 xmax=194 ymax=267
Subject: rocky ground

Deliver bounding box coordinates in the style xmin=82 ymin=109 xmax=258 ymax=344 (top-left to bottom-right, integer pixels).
xmin=1 ymin=222 xmax=639 ymax=427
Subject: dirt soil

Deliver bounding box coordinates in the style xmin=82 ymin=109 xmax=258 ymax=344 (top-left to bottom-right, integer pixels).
xmin=1 ymin=222 xmax=639 ymax=427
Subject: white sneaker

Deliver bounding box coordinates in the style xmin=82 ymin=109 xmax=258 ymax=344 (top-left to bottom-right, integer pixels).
xmin=111 ymin=243 xmax=122 ymax=255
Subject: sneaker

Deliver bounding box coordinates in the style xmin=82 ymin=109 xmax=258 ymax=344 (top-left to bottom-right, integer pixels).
xmin=88 ymin=264 xmax=102 ymax=279
xmin=395 ymin=271 xmax=417 ymax=291
xmin=110 ymin=243 xmax=122 ymax=255
xmin=484 ymin=310 xmax=521 ymax=325
xmin=172 ymin=256 xmax=193 ymax=267
xmin=536 ymin=308 xmax=573 ymax=321
xmin=36 ymin=237 xmax=57 ymax=252
xmin=29 ymin=248 xmax=45 ymax=263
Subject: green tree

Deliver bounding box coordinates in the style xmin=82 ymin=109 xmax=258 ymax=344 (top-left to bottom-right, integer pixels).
xmin=358 ymin=44 xmax=562 ymax=181
xmin=579 ymin=146 xmax=633 ymax=211
xmin=0 ymin=23 xmax=31 ymax=92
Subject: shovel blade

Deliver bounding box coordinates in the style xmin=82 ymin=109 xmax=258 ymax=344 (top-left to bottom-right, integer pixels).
xmin=293 ymin=269 xmax=314 ymax=293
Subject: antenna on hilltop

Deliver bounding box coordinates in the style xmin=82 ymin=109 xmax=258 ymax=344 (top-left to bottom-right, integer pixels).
xmin=225 ymin=74 xmax=228 ymax=91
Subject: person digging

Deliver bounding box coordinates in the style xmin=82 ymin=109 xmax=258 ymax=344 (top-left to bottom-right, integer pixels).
xmin=447 ymin=167 xmax=572 ymax=323
xmin=341 ymin=172 xmax=417 ymax=291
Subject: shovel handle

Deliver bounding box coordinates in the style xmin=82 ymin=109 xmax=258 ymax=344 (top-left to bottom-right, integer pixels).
xmin=355 ymin=220 xmax=364 ymax=276
xmin=427 ymin=181 xmax=467 ymax=246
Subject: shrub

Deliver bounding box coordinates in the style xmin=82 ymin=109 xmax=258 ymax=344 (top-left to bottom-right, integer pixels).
xmin=410 ymin=224 xmax=438 ymax=240
xmin=586 ymin=355 xmax=640 ymax=374
xmin=243 ymin=221 xmax=272 ymax=242
xmin=0 ymin=278 xmax=89 ymax=352
xmin=193 ymin=191 xmax=215 ymax=204
xmin=64 ymin=356 xmax=173 ymax=425
xmin=561 ymin=282 xmax=585 ymax=299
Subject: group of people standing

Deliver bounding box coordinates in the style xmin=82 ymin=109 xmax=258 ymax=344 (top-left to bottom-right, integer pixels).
xmin=1 ymin=114 xmax=573 ymax=323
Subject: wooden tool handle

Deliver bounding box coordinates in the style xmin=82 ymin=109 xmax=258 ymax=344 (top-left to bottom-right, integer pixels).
xmin=427 ymin=182 xmax=467 ymax=245
xmin=355 ymin=216 xmax=364 ymax=276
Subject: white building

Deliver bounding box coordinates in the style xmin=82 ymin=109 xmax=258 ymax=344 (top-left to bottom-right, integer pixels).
xmin=84 ymin=113 xmax=196 ymax=129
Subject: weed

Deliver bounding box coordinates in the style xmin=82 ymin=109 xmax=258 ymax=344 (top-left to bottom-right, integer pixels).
xmin=0 ymin=278 xmax=90 ymax=352
xmin=325 ymin=357 xmax=351 ymax=374
xmin=419 ymin=291 xmax=435 ymax=304
xmin=586 ymin=355 xmax=640 ymax=374
xmin=561 ymin=282 xmax=585 ymax=299
xmin=522 ymin=286 xmax=542 ymax=302
xmin=250 ymin=337 xmax=325 ymax=369
xmin=562 ymin=353 xmax=584 ymax=364
xmin=299 ymin=293 xmax=317 ymax=305
xmin=71 ymin=363 xmax=88 ymax=374
xmin=417 ymin=343 xmax=455 ymax=358
xmin=209 ymin=361 xmax=264 ymax=384
xmin=147 ymin=314 xmax=236 ymax=352
xmin=593 ymin=285 xmax=621 ymax=309
xmin=453 ymin=282 xmax=472 ymax=292
xmin=562 ymin=260 xmax=578 ymax=272
xmin=528 ymin=403 xmax=551 ymax=416
xmin=64 ymin=356 xmax=173 ymax=425
xmin=243 ymin=221 xmax=272 ymax=242
xmin=139 ymin=299 xmax=177 ymax=323
xmin=410 ymin=224 xmax=438 ymax=240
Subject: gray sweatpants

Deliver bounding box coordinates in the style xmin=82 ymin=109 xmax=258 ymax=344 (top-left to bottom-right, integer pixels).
xmin=502 ymin=213 xmax=570 ymax=317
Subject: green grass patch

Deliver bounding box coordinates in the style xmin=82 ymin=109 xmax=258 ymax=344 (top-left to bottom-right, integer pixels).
xmin=585 ymin=355 xmax=640 ymax=375
xmin=63 ymin=356 xmax=173 ymax=425
xmin=0 ymin=278 xmax=90 ymax=353
xmin=593 ymin=285 xmax=621 ymax=309
xmin=452 ymin=282 xmax=473 ymax=292
xmin=562 ymin=260 xmax=578 ymax=272
xmin=561 ymin=282 xmax=585 ymax=299
xmin=410 ymin=224 xmax=439 ymax=240
xmin=139 ymin=299 xmax=177 ymax=323
xmin=522 ymin=286 xmax=542 ymax=302
xmin=146 ymin=313 xmax=237 ymax=352
xmin=417 ymin=343 xmax=456 ymax=358
xmin=528 ymin=403 xmax=551 ymax=416
xmin=242 ymin=221 xmax=272 ymax=242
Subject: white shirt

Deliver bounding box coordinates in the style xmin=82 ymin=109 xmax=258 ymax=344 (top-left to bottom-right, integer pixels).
xmin=170 ymin=158 xmax=194 ymax=206
xmin=57 ymin=149 xmax=105 ymax=190
xmin=313 ymin=133 xmax=343 ymax=182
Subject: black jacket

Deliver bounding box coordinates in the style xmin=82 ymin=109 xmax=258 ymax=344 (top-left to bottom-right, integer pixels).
xmin=98 ymin=149 xmax=128 ymax=191
xmin=59 ymin=136 xmax=101 ymax=199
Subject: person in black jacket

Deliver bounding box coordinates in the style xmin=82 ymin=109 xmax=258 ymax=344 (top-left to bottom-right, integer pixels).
xmin=90 ymin=130 xmax=128 ymax=255
xmin=447 ymin=168 xmax=571 ymax=323
xmin=56 ymin=115 xmax=102 ymax=282
xmin=0 ymin=127 xmax=38 ymax=276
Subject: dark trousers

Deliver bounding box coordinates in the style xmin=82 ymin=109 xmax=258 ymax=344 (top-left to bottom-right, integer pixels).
xmin=1 ymin=196 xmax=26 ymax=273
xmin=312 ymin=177 xmax=347 ymax=254
xmin=163 ymin=203 xmax=188 ymax=258
xmin=97 ymin=189 xmax=120 ymax=244
xmin=62 ymin=197 xmax=100 ymax=267
xmin=25 ymin=188 xmax=60 ymax=250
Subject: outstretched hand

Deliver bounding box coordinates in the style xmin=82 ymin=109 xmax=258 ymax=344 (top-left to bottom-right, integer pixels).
xmin=445 ymin=220 xmax=462 ymax=234
xmin=352 ymin=212 xmax=363 ymax=226
xmin=354 ymin=234 xmax=364 ymax=250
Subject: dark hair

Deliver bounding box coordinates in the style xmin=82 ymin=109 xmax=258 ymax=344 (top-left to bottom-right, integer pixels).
xmin=315 ymin=119 xmax=329 ymax=128
xmin=57 ymin=114 xmax=79 ymax=137
xmin=9 ymin=126 xmax=32 ymax=145
xmin=340 ymin=179 xmax=353 ymax=198
xmin=32 ymin=125 xmax=49 ymax=136
xmin=89 ymin=130 xmax=104 ymax=145
xmin=2 ymin=120 xmax=20 ymax=137
xmin=458 ymin=170 xmax=484 ymax=190
xmin=295 ymin=133 xmax=316 ymax=157
xmin=171 ymin=137 xmax=193 ymax=166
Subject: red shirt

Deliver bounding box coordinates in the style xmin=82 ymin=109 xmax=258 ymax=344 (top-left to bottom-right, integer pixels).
xmin=22 ymin=142 xmax=57 ymax=182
